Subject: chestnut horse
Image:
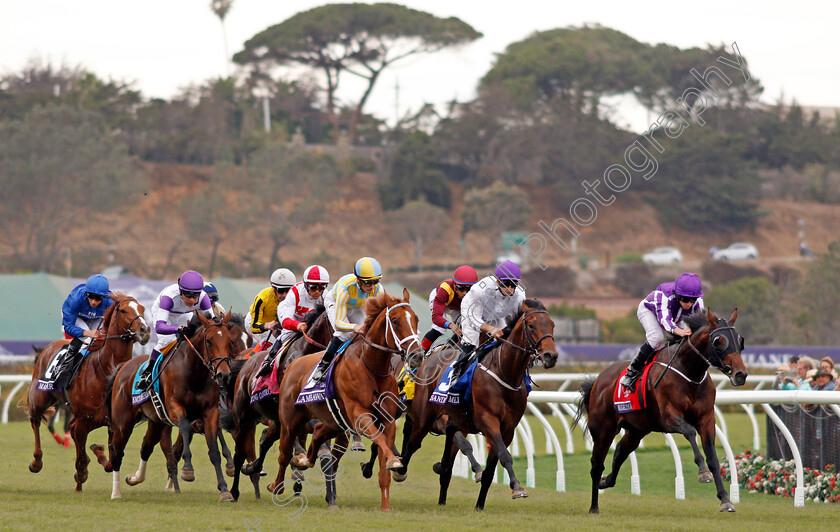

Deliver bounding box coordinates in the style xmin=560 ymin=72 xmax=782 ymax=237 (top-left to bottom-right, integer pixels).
xmin=575 ymin=309 xmax=748 ymax=514
xmin=27 ymin=293 xmax=150 ymax=492
xmin=272 ymin=289 xmax=423 ymax=511
xmin=96 ymin=310 xmax=238 ymax=501
xmin=227 ymin=305 xmax=333 ymax=500
xmin=398 ymin=299 xmax=557 ymax=510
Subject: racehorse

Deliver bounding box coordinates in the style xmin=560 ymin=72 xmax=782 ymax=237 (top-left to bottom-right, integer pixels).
xmin=227 ymin=305 xmax=333 ymax=500
xmin=27 ymin=294 xmax=150 ymax=492
xmin=97 ymin=310 xmax=238 ymax=501
xmin=398 ymin=299 xmax=557 ymax=510
xmin=272 ymin=289 xmax=423 ymax=511
xmin=33 ymin=344 xmax=72 ymax=447
xmin=575 ymin=309 xmax=747 ymax=514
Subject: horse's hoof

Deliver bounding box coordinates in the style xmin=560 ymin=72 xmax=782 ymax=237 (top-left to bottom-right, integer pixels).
xmin=125 ymin=474 xmax=141 ymax=486
xmin=241 ymin=462 xmax=256 ymax=476
xmin=327 ymin=504 xmax=339 ymax=511
xmin=474 ymin=506 xmax=484 ymax=512
xmin=226 ymin=466 xmax=235 ymax=477
xmin=267 ymin=482 xmax=283 ymax=494
xmin=317 ymin=447 xmax=332 ymax=459
xmin=698 ymin=472 xmax=713 ymax=483
xmin=719 ymin=502 xmax=736 ymax=512
xmin=29 ymin=461 xmax=43 ymax=473
xmin=512 ymin=487 xmax=528 ymax=499
xmin=589 ymin=507 xmax=600 ymax=515
xmin=392 ymin=470 xmax=407 ymax=482
xmin=432 ymin=462 xmax=443 ymax=475
xmin=180 ymin=469 xmax=195 ymax=482
xmin=351 ymin=441 xmax=366 ymax=453
xmin=361 ymin=462 xmax=374 ymax=479
xmin=230 ymin=489 xmax=240 ymax=502
xmin=291 ymin=468 xmax=305 ymax=482
xmin=165 ymin=479 xmax=175 ymax=493
xmin=290 ymin=454 xmax=310 ymax=469
xmin=260 ymin=470 xmax=267 ymax=477
xmin=219 ymin=491 xmax=235 ymax=503
xmin=474 ymin=471 xmax=483 ymax=483
xmin=386 ymin=457 xmax=403 ymax=471
xmin=110 ymin=494 xmax=121 ymax=500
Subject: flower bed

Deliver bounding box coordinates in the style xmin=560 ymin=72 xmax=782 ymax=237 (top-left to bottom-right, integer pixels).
xmin=722 ymin=450 xmax=840 ymax=503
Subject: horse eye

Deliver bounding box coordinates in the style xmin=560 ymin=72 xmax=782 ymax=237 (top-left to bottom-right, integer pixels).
xmin=715 ymin=336 xmax=728 ymax=349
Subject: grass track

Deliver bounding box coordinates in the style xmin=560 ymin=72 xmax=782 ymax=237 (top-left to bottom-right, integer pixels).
xmin=0 ymin=413 xmax=835 ymax=531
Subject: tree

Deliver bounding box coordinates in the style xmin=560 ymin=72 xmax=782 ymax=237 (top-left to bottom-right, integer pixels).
xmin=234 ymin=3 xmax=481 ymax=142
xmin=704 ymin=276 xmax=780 ymax=345
xmin=789 ymin=241 xmax=840 ymax=345
xmin=379 ymin=131 xmax=450 ymax=210
xmin=210 ymin=1 xmax=234 ymax=75
xmin=462 ymin=181 xmax=531 ymax=257
xmin=385 ymin=200 xmax=446 ymax=272
xmin=0 ymin=105 xmax=140 ymax=271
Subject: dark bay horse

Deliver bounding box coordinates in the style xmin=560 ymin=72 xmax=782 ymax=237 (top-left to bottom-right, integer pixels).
xmin=97 ymin=310 xmax=238 ymax=501
xmin=272 ymin=289 xmax=423 ymax=511
xmin=227 ymin=305 xmax=333 ymax=500
xmin=398 ymin=299 xmax=557 ymax=510
xmin=27 ymin=294 xmax=150 ymax=492
xmin=576 ymin=309 xmax=747 ymax=514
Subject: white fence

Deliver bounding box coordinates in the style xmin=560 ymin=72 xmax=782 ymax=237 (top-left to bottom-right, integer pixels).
xmin=4 ymin=372 xmax=840 ymax=507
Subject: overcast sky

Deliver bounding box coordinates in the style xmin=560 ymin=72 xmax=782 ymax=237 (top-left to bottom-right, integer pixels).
xmin=4 ymin=1 xmax=839 ymax=132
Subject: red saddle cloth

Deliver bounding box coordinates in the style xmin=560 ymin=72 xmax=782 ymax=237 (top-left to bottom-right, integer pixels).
xmin=614 ymin=354 xmax=658 ymax=413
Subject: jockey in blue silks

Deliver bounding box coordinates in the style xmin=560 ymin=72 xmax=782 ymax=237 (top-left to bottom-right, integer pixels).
xmin=53 ymin=274 xmax=113 ymax=389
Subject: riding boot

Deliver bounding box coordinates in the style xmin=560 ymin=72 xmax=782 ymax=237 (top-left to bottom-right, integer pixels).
xmin=257 ymin=338 xmax=283 ymax=377
xmin=420 ymin=329 xmax=442 ymax=353
xmin=311 ymin=337 xmax=343 ymax=384
xmin=54 ymin=337 xmax=84 ymax=390
xmin=449 ymin=343 xmax=475 ymax=385
xmin=620 ymin=342 xmax=655 ymax=392
xmin=137 ymin=349 xmax=161 ymax=390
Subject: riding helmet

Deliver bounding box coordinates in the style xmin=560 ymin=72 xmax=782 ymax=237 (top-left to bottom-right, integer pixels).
xmin=453 ymin=265 xmax=478 ymax=285
xmin=303 ymin=265 xmax=330 ymax=285
xmin=270 ymin=268 xmax=296 ymax=289
xmin=674 ymin=272 xmax=703 ymax=298
xmin=178 ymin=270 xmax=204 ymax=292
xmin=84 ymin=274 xmax=110 ymax=297
xmin=494 ymin=260 xmax=521 ymax=281
xmin=354 ymin=257 xmax=382 ymax=281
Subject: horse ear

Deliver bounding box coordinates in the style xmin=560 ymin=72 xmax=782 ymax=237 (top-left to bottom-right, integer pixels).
xmin=223 ymin=308 xmax=232 ymax=324
xmin=705 ymin=308 xmax=716 ymax=325
xmin=729 ymin=307 xmax=738 ymax=324
xmin=197 ymin=310 xmax=212 ymax=327
xmin=403 ymin=287 xmax=410 ymax=302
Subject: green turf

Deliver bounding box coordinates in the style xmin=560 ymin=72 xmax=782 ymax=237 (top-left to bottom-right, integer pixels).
xmin=0 ymin=413 xmax=834 ymax=531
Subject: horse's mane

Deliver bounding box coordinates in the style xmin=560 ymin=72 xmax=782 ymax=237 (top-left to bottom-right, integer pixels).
xmin=684 ymin=312 xmax=711 ymax=334
xmin=304 ymin=304 xmax=326 ymax=328
xmin=102 ymin=292 xmax=129 ymax=327
xmin=227 ymin=312 xmax=245 ymax=328
xmin=363 ymin=292 xmax=400 ymax=333
xmin=502 ymin=299 xmax=546 ymax=338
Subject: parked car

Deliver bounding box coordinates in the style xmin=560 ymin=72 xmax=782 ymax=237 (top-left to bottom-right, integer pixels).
xmin=713 ymin=243 xmax=759 ymax=261
xmin=642 ymin=247 xmax=683 ymax=264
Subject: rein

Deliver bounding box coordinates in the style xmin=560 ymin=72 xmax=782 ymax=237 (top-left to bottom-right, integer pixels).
xmin=302 ymin=330 xmax=326 ymax=349
xmin=90 ymin=297 xmax=144 ymax=378
xmin=357 ymin=301 xmax=421 ymax=377
xmin=482 ymin=309 xmax=551 ymax=391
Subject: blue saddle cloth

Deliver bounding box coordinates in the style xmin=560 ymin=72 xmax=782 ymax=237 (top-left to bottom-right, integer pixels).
xmin=295 ymin=338 xmax=352 ymax=405
xmin=131 ymin=355 xmax=165 ymax=405
xmin=429 ymin=360 xmax=533 ymax=406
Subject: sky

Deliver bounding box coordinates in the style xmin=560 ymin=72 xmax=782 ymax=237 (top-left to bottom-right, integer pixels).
xmin=3 ymin=0 xmax=840 ymax=132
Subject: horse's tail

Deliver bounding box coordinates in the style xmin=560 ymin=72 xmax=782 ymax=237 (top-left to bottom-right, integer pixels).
xmin=104 ymin=363 xmax=124 ymax=415
xmin=572 ymin=376 xmax=597 ymax=433
xmin=219 ymin=395 xmax=235 ymax=432
xmin=218 ymin=358 xmax=245 ymax=432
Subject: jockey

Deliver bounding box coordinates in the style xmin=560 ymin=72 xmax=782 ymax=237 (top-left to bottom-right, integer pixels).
xmin=137 ymin=270 xmax=212 ymax=390
xmin=53 ymin=274 xmax=114 ymax=389
xmin=257 ymin=265 xmax=330 ymax=377
xmin=420 ymin=265 xmax=479 ymax=353
xmin=312 ymin=257 xmax=384 ymax=384
xmin=620 ymin=272 xmax=705 ymax=392
xmin=247 ymin=268 xmax=296 ymax=346
xmin=204 ymin=282 xmax=226 ymax=318
xmin=450 ymin=260 xmax=526 ymax=385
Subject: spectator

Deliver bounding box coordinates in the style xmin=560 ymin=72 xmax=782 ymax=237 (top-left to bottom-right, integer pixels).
xmin=800 ymin=368 xmax=817 ymax=390
xmin=818 ymin=356 xmax=837 ymax=378
xmin=773 ymin=364 xmax=799 ymax=390
xmin=796 ymin=356 xmax=816 ymax=385
xmin=810 ymin=369 xmax=836 ymax=391
xmin=788 ymin=356 xmax=800 ymax=374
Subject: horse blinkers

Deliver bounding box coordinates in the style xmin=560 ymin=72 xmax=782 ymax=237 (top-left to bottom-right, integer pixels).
xmin=706 ymin=323 xmax=744 ymax=378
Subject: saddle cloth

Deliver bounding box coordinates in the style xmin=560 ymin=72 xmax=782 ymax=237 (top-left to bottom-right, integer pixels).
xmin=35 ymin=346 xmax=89 ymax=392
xmin=614 ymin=355 xmax=658 ymax=413
xmin=131 ymin=354 xmax=166 ymax=405
xmin=294 ymin=338 xmax=352 ymax=405
xmin=250 ymin=338 xmax=296 ymax=403
xmin=429 ymin=361 xmax=477 ymax=406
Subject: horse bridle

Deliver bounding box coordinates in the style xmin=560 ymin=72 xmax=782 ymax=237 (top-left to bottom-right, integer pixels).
xmin=359 ymin=302 xmax=422 ymax=377
xmin=99 ymin=297 xmax=145 ymax=341
xmin=486 ymin=309 xmax=553 ymax=389
xmin=684 ymin=318 xmax=743 ymax=376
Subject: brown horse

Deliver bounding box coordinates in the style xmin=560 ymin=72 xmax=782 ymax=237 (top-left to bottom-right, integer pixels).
xmin=27 ymin=293 xmax=150 ymax=492
xmin=227 ymin=305 xmax=333 ymax=500
xmin=399 ymin=299 xmax=557 ymax=510
xmin=96 ymin=310 xmax=238 ymax=501
xmin=272 ymin=289 xmax=423 ymax=511
xmin=576 ymin=309 xmax=748 ymax=514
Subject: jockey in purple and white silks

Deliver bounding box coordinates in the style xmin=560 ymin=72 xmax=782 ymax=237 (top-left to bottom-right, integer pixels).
xmin=449 ymin=260 xmax=526 ymax=385
xmin=620 ymin=272 xmax=705 ymax=392
xmin=137 ymin=270 xmax=211 ymax=390
xmin=52 ymin=274 xmax=114 ymax=389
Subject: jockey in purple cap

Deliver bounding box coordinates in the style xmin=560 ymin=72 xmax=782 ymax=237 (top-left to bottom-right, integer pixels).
xmin=137 ymin=269 xmax=211 ymax=390
xmin=448 ymin=260 xmax=526 ymax=385
xmin=620 ymin=272 xmax=705 ymax=392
